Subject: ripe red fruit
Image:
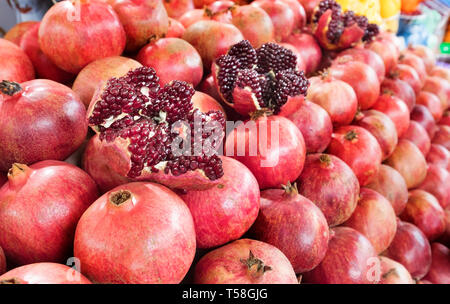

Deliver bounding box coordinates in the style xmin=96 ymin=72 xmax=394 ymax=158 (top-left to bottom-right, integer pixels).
xmin=407 ymin=45 xmax=435 ymax=73
xmin=366 ymin=36 xmax=399 ymax=75
xmin=430 ymin=66 xmax=450 ymax=82
xmin=335 ymin=47 xmax=386 ymax=82
xmin=427 ymin=144 xmax=450 ymax=170
xmin=432 ymin=125 xmax=450 ymax=150
xmin=0 ymin=38 xmax=34 ymax=83
xmin=377 ymin=256 xmax=414 ymax=284
xmin=422 ymin=76 xmax=450 ymax=111
xmin=416 ymin=91 xmax=443 ymax=122
xmin=380 ymin=77 xmax=416 ymax=112
xmin=423 ymin=243 xmax=450 ymax=284
xmin=178 ymin=9 xmax=209 ymax=28
xmin=198 ymin=74 xmax=222 ymax=101
xmin=298 ymin=0 xmax=321 ymax=22
xmin=327 ymin=125 xmax=382 ymax=186
xmin=278 ymin=43 xmax=307 ymax=72
xmin=4 ymin=21 xmax=39 ymax=45
xmin=249 ymin=183 xmax=329 ymax=273
xmin=441 ymin=111 xmax=450 ymax=126
xmin=411 ymin=104 xmax=438 ymax=138
xmin=283 ymin=32 xmax=322 ymax=75
xmin=385 ymin=139 xmax=428 ymax=189
xmin=417 ymin=164 xmax=450 ymax=209
xmin=400 ymin=121 xmax=431 ymax=156
xmin=303 ymin=227 xmax=378 ymax=284
xmin=398 ymin=52 xmax=427 ymax=85
xmin=191 ymin=91 xmax=227 ymax=116
xmin=74 ymin=182 xmax=196 ymax=284
xmin=0 ymin=263 xmax=91 ymax=284
xmin=439 ymin=208 xmax=450 ymax=247
xmin=371 ymin=93 xmax=410 ymax=137
xmin=328 ymin=61 xmax=380 ymax=110
xmin=163 ymin=0 xmax=194 ymax=19
xmin=307 ymin=76 xmax=357 ymax=127
xmin=297 ymin=153 xmax=360 ymax=226
xmin=251 ymin=0 xmax=295 ymax=42
xmin=0 ymin=246 xmax=5 ymax=275
xmin=180 ymin=157 xmax=260 ymax=249
xmin=194 ymin=238 xmax=298 ymax=284
xmin=389 ymin=64 xmax=422 ymax=96
xmin=167 ymin=18 xmax=185 ymax=38
xmin=384 ymin=220 xmax=432 ymax=280
xmin=0 ymin=79 xmax=87 ymax=171
xmin=0 ymin=161 xmax=98 ymax=266
xmin=39 ymin=0 xmax=126 ymax=74
xmin=280 ymin=0 xmax=306 ymax=29
xmin=0 ymin=174 xmax=6 ymax=188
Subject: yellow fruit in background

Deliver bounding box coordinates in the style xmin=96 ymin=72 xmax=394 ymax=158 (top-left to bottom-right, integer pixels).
xmin=336 ymin=0 xmax=382 ymax=25
xmin=380 ymin=0 xmax=401 ymax=18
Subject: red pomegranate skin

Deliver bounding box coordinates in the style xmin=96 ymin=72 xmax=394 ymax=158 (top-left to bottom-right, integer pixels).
xmin=366 ymin=37 xmax=399 ymax=75
xmin=303 ymin=227 xmax=378 ymax=284
xmin=0 ymin=174 xmax=6 ymax=188
xmin=0 ymin=38 xmax=35 ymax=83
xmin=377 ymin=256 xmax=414 ymax=284
xmin=354 ymin=110 xmax=398 ymax=161
xmin=0 ymin=79 xmax=88 ymax=172
xmin=408 ymin=45 xmax=435 ymax=74
xmin=298 ymin=0 xmax=320 ymax=21
xmin=0 ymin=246 xmax=5 ymax=275
xmin=0 ymin=263 xmax=91 ymax=284
xmin=441 ymin=111 xmax=450 ymax=126
xmin=74 ymin=182 xmax=196 ymax=284
xmin=279 ymin=43 xmax=307 ymax=72
xmin=163 ymin=0 xmax=194 ymax=19
xmin=371 ymin=93 xmax=410 ymax=137
xmin=297 ymin=153 xmax=360 ymax=227
xmin=180 ymin=157 xmax=260 ymax=249
xmin=422 ymin=76 xmax=450 ymax=111
xmin=411 ymin=104 xmax=438 ymax=139
xmin=335 ymin=48 xmax=386 ymax=83
xmin=383 ymin=220 xmax=432 ymax=280
xmin=427 ymin=144 xmax=450 ymax=170
xmin=398 ymin=52 xmax=427 ymax=85
xmin=19 ymin=23 xmax=74 ymax=84
xmin=178 ymin=9 xmax=209 ymax=28
xmin=366 ymin=165 xmax=409 ymax=216
xmin=307 ymin=76 xmax=357 ymax=127
xmin=417 ymin=164 xmax=450 ymax=209
xmin=390 ymin=64 xmax=422 ymax=96
xmin=431 ymin=66 xmax=450 ymax=82
xmin=224 ymin=115 xmax=306 ymax=189
xmin=191 ymin=91 xmax=227 ymax=118
xmin=38 ymin=0 xmax=126 ymax=74
xmin=432 ymin=125 xmax=450 ymax=150
xmin=251 ymin=0 xmax=294 ymax=42
xmin=4 ymin=21 xmax=39 ymax=45
xmin=417 ymin=91 xmax=443 ymax=122
xmin=249 ymin=186 xmax=329 ymax=273
xmin=438 ymin=208 xmax=450 ymax=247
xmin=401 ymin=189 xmax=446 ymax=241
xmin=72 ymin=56 xmax=142 ymax=108
xmin=328 ymin=61 xmax=380 ymax=110
xmin=284 ymin=33 xmax=322 ymax=75
xmin=423 ymin=243 xmax=450 ymax=284
xmin=198 ymin=74 xmax=222 ymax=102
xmin=380 ymin=78 xmax=416 ymax=112
xmin=167 ymin=18 xmax=185 ymax=38
xmin=327 ymin=125 xmax=382 ymax=186
xmin=194 ymin=238 xmax=298 ymax=284
xmin=0 ymin=161 xmax=98 ymax=266
xmin=286 ymin=100 xmax=332 ymax=153
xmin=400 ymin=121 xmax=431 ymax=156
xmin=137 ymin=38 xmax=203 ymax=87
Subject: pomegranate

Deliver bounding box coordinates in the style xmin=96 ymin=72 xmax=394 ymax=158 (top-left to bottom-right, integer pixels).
xmin=180 ymin=156 xmax=260 ymax=248
xmin=398 ymin=52 xmax=427 ymax=85
xmin=432 ymin=125 xmax=450 ymax=150
xmin=0 ymin=246 xmax=5 ymax=275
xmin=423 ymin=243 xmax=450 ymax=284
xmin=422 ymin=76 xmax=450 ymax=111
xmin=72 ymin=56 xmax=142 ymax=108
xmin=327 ymin=125 xmax=382 ymax=186
xmin=0 ymin=79 xmax=87 ymax=172
xmin=166 ymin=17 xmax=185 ymax=38
xmin=380 ymin=77 xmax=416 ymax=112
xmin=191 ymin=91 xmax=227 ymax=116
xmin=0 ymin=38 xmax=34 ymax=83
xmin=74 ymin=182 xmax=196 ymax=284
xmin=4 ymin=21 xmax=39 ymax=45
xmin=335 ymin=47 xmax=385 ymax=82
xmin=430 ymin=66 xmax=450 ymax=82
xmin=178 ymin=9 xmax=209 ymax=28
xmin=411 ymin=105 xmax=437 ymax=138
xmin=383 ymin=220 xmax=432 ymax=280
xmin=163 ymin=0 xmax=194 ymax=19
xmin=251 ymin=0 xmax=295 ymax=42
xmin=328 ymin=61 xmax=380 ymax=110
xmin=377 ymin=256 xmax=415 ymax=284
xmin=198 ymin=74 xmax=222 ymax=102
xmin=298 ymin=0 xmax=321 ymax=22
xmin=0 ymin=174 xmax=6 ymax=188
xmin=426 ymin=144 xmax=450 ymax=170
xmin=38 ymin=0 xmax=126 ymax=74
xmin=194 ymin=239 xmax=298 ymax=284
xmin=0 ymin=161 xmax=98 ymax=266
xmin=286 ymin=100 xmax=332 ymax=153
xmin=416 ymin=91 xmax=443 ymax=122
xmin=417 ymin=164 xmax=450 ymax=209
xmin=385 ymin=139 xmax=427 ymax=189
xmin=249 ymin=182 xmax=329 ymax=273
xmin=371 ymin=93 xmax=410 ymax=137
xmin=137 ymin=38 xmax=203 ymax=87
xmin=366 ymin=35 xmax=399 ymax=75
xmin=306 ymin=76 xmax=357 ymax=127
xmin=279 ymin=43 xmax=307 ymax=72
xmin=400 ymin=121 xmax=431 ymax=156
xmin=283 ymin=32 xmax=322 ymax=75
xmin=389 ymin=64 xmax=422 ymax=96
xmin=401 ymin=189 xmax=446 ymax=241
xmin=279 ymin=0 xmax=306 ymax=29
xmin=354 ymin=110 xmax=398 ymax=160
xmin=303 ymin=227 xmax=378 ymax=284
xmin=441 ymin=111 xmax=450 ymax=126
xmin=297 ymin=153 xmax=359 ymax=226
xmin=0 ymin=263 xmax=91 ymax=284
xmin=439 ymin=208 xmax=450 ymax=247
xmin=407 ymin=45 xmax=436 ymax=73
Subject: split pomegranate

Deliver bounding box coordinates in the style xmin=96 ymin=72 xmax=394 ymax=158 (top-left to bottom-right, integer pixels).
xmin=249 ymin=183 xmax=329 ymax=273
xmin=400 ymin=121 xmax=431 ymax=156
xmin=163 ymin=0 xmax=195 ymax=19
xmin=251 ymin=0 xmax=295 ymax=42
xmin=297 ymin=153 xmax=360 ymax=226
xmin=407 ymin=44 xmax=436 ymax=73
xmin=401 ymin=189 xmax=446 ymax=241
xmin=417 ymin=164 xmax=450 ymax=209
xmin=422 ymin=76 xmax=450 ymax=111
xmin=411 ymin=105 xmax=438 ymax=138
xmin=371 ymin=93 xmax=410 ymax=137
xmin=366 ymin=35 xmax=399 ymax=75
xmin=191 ymin=91 xmax=227 ymax=117
xmin=279 ymin=43 xmax=307 ymax=72
xmin=0 ymin=38 xmax=34 ymax=83
xmin=334 ymin=47 xmax=386 ymax=82
xmin=398 ymin=52 xmax=427 ymax=85
xmin=194 ymin=239 xmax=298 ymax=284
xmin=167 ymin=18 xmax=185 ymax=38
xmin=389 ymin=64 xmax=422 ymax=96
xmin=180 ymin=156 xmax=260 ymax=249
xmin=377 ymin=256 xmax=415 ymax=284
xmin=0 ymin=161 xmax=98 ymax=266
xmin=4 ymin=21 xmax=39 ymax=45
xmin=426 ymin=144 xmax=450 ymax=170
xmin=432 ymin=125 xmax=450 ymax=150
xmin=74 ymin=182 xmax=196 ymax=284
xmin=380 ymin=77 xmax=416 ymax=112
xmin=283 ymin=32 xmax=322 ymax=75
xmin=430 ymin=66 xmax=450 ymax=82
xmin=38 ymin=0 xmax=126 ymax=74
xmin=385 ymin=139 xmax=428 ymax=189
xmin=416 ymin=91 xmax=443 ymax=122
xmin=423 ymin=243 xmax=450 ymax=284
xmin=383 ymin=220 xmax=432 ymax=280
xmin=0 ymin=246 xmax=5 ymax=275
xmin=0 ymin=79 xmax=87 ymax=172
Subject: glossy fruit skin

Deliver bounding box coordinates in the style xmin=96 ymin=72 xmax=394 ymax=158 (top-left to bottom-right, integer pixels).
xmin=194 ymin=238 xmax=298 ymax=284
xmin=297 ymin=153 xmax=360 ymax=227
xmin=390 ymin=64 xmax=422 ymax=96
xmin=0 ymin=38 xmax=35 ymax=83
xmin=251 ymin=0 xmax=295 ymax=42
xmin=366 ymin=37 xmax=399 ymax=75
xmin=426 ymin=144 xmax=450 ymax=170
xmin=302 ymin=227 xmax=378 ymax=284
xmin=383 ymin=220 xmax=432 ymax=280
xmin=224 ymin=115 xmax=306 ymax=189
xmin=0 ymin=246 xmax=5 ymax=275
xmin=380 ymin=78 xmax=416 ymax=112
xmin=385 ymin=139 xmax=428 ymax=189
xmin=439 ymin=208 xmax=450 ymax=247
xmin=432 ymin=125 xmax=450 ymax=150
xmin=280 ymin=0 xmax=306 ymax=29
xmin=441 ymin=111 xmax=450 ymax=126
xmin=400 ymin=121 xmax=431 ymax=156
xmin=39 ymin=0 xmax=126 ymax=74
xmin=0 ymin=263 xmax=91 ymax=284
xmin=401 ymin=189 xmax=446 ymax=241
xmin=72 ymin=56 xmax=142 ymax=108
xmin=298 ymin=0 xmax=320 ymax=21
xmin=430 ymin=66 xmax=450 ymax=82
xmin=423 ymin=243 xmax=450 ymax=284
xmin=377 ymin=256 xmax=414 ymax=284
xmin=371 ymin=94 xmax=410 ymax=137
xmin=416 ymin=91 xmax=443 ymax=122
xmin=249 ymin=188 xmax=329 ymax=273
xmin=284 ymin=33 xmax=322 ymax=75
xmin=0 ymin=161 xmax=98 ymax=266
xmin=327 ymin=125 xmax=382 ymax=186
xmin=191 ymin=91 xmax=227 ymax=117
xmin=411 ymin=105 xmax=437 ymax=139
xmin=167 ymin=18 xmax=185 ymax=38
xmin=398 ymin=52 xmax=427 ymax=85
xmin=137 ymin=38 xmax=203 ymax=87
xmin=408 ymin=45 xmax=435 ymax=73
xmin=0 ymin=79 xmax=88 ymax=172
xmin=335 ymin=48 xmax=386 ymax=83
xmin=4 ymin=21 xmax=39 ymax=45
xmin=417 ymin=164 xmax=450 ymax=209
xmin=422 ymin=76 xmax=450 ymax=111
xmin=285 ymin=100 xmax=332 ymax=153
xmin=163 ymin=0 xmax=194 ymax=19
xmin=74 ymin=182 xmax=196 ymax=284
xmin=180 ymin=157 xmax=260 ymax=249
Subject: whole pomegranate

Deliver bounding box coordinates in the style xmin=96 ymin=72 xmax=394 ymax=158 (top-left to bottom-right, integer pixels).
xmin=407 ymin=45 xmax=435 ymax=73
xmin=400 ymin=121 xmax=431 ymax=156
xmin=411 ymin=105 xmax=438 ymax=138
xmin=439 ymin=208 xmax=450 ymax=247
xmin=297 ymin=153 xmax=360 ymax=226
xmin=4 ymin=21 xmax=39 ymax=45
xmin=423 ymin=243 xmax=450 ymax=284
xmin=163 ymin=0 xmax=194 ymax=19
xmin=335 ymin=47 xmax=385 ymax=82
xmin=426 ymin=144 xmax=450 ymax=170
xmin=398 ymin=52 xmax=427 ymax=85
xmin=371 ymin=93 xmax=410 ymax=137
xmin=283 ymin=32 xmax=322 ymax=75
xmin=0 ymin=38 xmax=34 ymax=83
xmin=416 ymin=91 xmax=443 ymax=122
xmin=251 ymin=0 xmax=295 ymax=42
xmin=441 ymin=111 xmax=450 ymax=126
xmin=0 ymin=161 xmax=98 ymax=266
xmin=178 ymin=9 xmax=209 ymax=28
xmin=180 ymin=157 xmax=260 ymax=249
xmin=417 ymin=164 xmax=450 ymax=209
xmin=298 ymin=0 xmax=321 ymax=21
xmin=198 ymin=74 xmax=222 ymax=102
xmin=194 ymin=239 xmax=298 ymax=284
xmin=38 ymin=0 xmax=126 ymax=74
xmin=0 ymin=79 xmax=87 ymax=172
xmin=422 ymin=76 xmax=450 ymax=110
xmin=430 ymin=66 xmax=450 ymax=82
xmin=389 ymin=64 xmax=422 ymax=96
xmin=366 ymin=36 xmax=399 ymax=75
xmin=432 ymin=125 xmax=450 ymax=150
xmin=0 ymin=246 xmax=5 ymax=275
xmin=380 ymin=77 xmax=416 ymax=112
xmin=377 ymin=256 xmax=414 ymax=284
xmin=74 ymin=182 xmax=196 ymax=284
xmin=166 ymin=18 xmax=185 ymax=38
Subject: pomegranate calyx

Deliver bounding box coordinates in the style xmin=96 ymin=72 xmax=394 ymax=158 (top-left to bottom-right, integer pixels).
xmin=318 ymin=154 xmax=332 ymax=166
xmin=0 ymin=278 xmax=22 ymax=284
xmin=249 ymin=109 xmax=273 ymax=120
xmin=7 ymin=163 xmax=31 ymax=187
xmin=240 ymin=250 xmax=272 ymax=279
xmin=281 ymin=181 xmax=299 ymax=196
xmin=344 ymin=130 xmax=358 ymax=141
xmin=109 ymin=190 xmax=132 ymax=206
xmin=0 ymin=80 xmax=22 ymax=96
